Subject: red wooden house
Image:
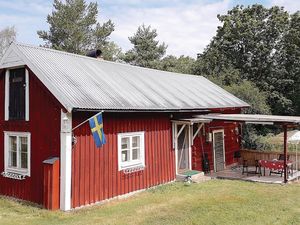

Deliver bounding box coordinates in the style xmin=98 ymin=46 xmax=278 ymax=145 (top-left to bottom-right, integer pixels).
xmin=0 ymin=43 xmax=249 ymax=210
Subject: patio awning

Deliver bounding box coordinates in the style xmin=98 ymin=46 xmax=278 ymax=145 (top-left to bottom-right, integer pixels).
xmin=195 ymin=113 xmax=300 ymax=183
xmin=171 ymin=118 xmax=211 ymax=125
xmin=195 ymin=114 xmax=300 ymax=125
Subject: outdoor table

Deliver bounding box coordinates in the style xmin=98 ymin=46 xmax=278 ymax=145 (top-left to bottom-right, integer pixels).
xmin=258 ymin=160 xmax=293 ymax=177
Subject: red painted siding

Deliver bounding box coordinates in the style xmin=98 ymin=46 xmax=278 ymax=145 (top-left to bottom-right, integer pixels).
xmin=0 ymin=68 xmax=62 ymax=204
xmin=71 ymin=112 xmax=175 ymax=208
xmin=192 ymin=108 xmax=242 ymax=171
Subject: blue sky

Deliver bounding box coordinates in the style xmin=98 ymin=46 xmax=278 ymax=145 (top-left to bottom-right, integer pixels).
xmin=0 ymin=0 xmax=299 ymax=57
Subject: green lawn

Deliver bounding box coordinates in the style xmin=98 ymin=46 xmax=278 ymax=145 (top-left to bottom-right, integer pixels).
xmin=0 ymin=180 xmax=300 ymax=225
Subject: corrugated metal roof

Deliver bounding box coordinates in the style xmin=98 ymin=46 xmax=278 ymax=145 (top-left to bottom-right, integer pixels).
xmin=0 ymin=43 xmax=249 ymax=112
xmin=197 ymin=114 xmax=300 ymax=124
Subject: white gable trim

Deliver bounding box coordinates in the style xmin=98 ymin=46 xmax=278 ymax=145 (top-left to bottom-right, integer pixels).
xmin=4 ymin=70 xmax=9 ymax=121
xmin=25 ymin=69 xmax=29 ymax=121
xmin=0 ymin=43 xmax=73 ymax=112
xmin=0 ymin=47 xmax=25 ymax=68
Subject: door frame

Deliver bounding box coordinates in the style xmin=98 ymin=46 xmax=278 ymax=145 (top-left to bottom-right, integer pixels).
xmin=172 ymin=122 xmax=192 ymax=175
xmin=212 ymin=129 xmax=225 ymax=172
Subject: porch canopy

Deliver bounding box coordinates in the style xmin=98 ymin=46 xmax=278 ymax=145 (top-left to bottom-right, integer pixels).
xmin=195 ymin=114 xmax=300 ymax=183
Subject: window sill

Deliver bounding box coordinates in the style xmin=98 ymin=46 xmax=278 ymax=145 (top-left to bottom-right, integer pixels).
xmin=120 ymin=163 xmax=145 ymax=174
xmin=1 ymin=171 xmax=28 ymax=180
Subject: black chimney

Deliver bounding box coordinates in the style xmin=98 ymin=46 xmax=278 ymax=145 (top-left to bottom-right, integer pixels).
xmin=86 ymin=49 xmax=102 ymax=58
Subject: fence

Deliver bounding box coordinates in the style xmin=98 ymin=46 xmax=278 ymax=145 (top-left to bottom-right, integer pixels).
xmin=240 ymin=149 xmax=300 ymax=170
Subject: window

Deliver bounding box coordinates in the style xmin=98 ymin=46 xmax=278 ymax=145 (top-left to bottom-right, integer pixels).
xmin=4 ymin=132 xmax=31 ymax=176
xmin=118 ymin=132 xmax=145 ymax=170
xmin=5 ymin=68 xmax=29 ymax=121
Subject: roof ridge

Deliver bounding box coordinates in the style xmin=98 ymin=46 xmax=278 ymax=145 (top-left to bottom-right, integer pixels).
xmin=13 ymin=42 xmax=203 ymax=79
xmin=1 ymin=42 xmax=249 ymax=111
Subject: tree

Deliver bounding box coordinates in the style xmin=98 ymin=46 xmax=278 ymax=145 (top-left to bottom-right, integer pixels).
xmin=0 ymin=26 xmax=16 ymax=58
xmin=194 ymin=5 xmax=295 ymax=115
xmin=37 ymin=0 xmax=116 ymax=59
xmin=283 ymin=12 xmax=300 ymax=115
xmin=225 ymin=80 xmax=271 ymax=114
xmin=157 ymin=55 xmax=195 ymax=74
xmin=123 ymin=24 xmax=167 ymax=68
xmin=101 ymin=41 xmax=123 ymax=62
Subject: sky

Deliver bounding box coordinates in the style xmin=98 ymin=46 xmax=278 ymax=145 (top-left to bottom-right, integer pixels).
xmin=0 ymin=0 xmax=299 ymax=58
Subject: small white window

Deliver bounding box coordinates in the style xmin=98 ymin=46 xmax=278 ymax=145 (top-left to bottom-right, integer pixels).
xmin=4 ymin=132 xmax=31 ymax=176
xmin=118 ymin=132 xmax=145 ymax=171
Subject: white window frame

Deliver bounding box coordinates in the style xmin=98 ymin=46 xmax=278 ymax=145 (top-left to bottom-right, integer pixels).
xmin=117 ymin=131 xmax=145 ymax=171
xmin=5 ymin=67 xmax=29 ymax=121
xmin=4 ymin=131 xmax=31 ymax=176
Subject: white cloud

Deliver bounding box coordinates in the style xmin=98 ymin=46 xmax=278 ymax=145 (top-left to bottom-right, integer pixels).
xmin=270 ymin=0 xmax=300 ymax=12
xmin=2 ymin=0 xmax=298 ymax=58
xmin=0 ymin=0 xmax=52 ymax=15
xmin=100 ymin=0 xmax=231 ymax=57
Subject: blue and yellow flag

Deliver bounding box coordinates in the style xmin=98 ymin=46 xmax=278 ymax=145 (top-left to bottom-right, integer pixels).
xmin=89 ymin=113 xmax=106 ymax=148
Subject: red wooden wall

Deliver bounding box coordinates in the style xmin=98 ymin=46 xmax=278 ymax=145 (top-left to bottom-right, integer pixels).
xmin=71 ymin=112 xmax=175 ymax=208
xmin=0 ymin=68 xmax=62 ymax=204
xmin=192 ymin=108 xmax=242 ymax=171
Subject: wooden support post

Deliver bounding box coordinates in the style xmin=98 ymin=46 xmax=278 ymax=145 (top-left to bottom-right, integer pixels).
xmin=283 ymin=125 xmax=288 ymax=183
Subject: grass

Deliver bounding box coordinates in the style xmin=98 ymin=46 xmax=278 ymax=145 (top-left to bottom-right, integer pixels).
xmin=0 ymin=180 xmax=300 ymax=225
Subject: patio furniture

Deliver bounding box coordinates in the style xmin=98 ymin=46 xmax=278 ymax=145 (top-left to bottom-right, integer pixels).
xmin=275 ymin=154 xmax=292 ymax=176
xmin=258 ymin=159 xmax=293 ymax=177
xmin=242 ymin=159 xmax=261 ymax=176
xmin=231 ymin=151 xmax=242 ymax=170
xmin=202 ymin=153 xmax=210 ymax=174
xmin=278 ymin=154 xmax=290 ymax=161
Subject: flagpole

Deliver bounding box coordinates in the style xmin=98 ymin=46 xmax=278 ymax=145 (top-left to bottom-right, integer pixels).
xmin=72 ymin=110 xmax=104 ymax=131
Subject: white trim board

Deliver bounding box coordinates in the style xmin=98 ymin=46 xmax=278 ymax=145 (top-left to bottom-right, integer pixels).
xmin=25 ymin=69 xmax=29 ymax=121
xmin=60 ymin=110 xmax=72 ymax=211
xmin=4 ymin=70 xmax=9 ymax=121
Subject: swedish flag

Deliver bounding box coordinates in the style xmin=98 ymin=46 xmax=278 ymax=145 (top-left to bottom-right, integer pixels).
xmin=89 ymin=113 xmax=106 ymax=148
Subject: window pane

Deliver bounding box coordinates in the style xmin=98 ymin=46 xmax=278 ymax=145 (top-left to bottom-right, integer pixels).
xmin=122 ymin=150 xmax=129 ymax=162
xmin=9 ymin=136 xmax=17 ymax=167
xmin=132 ymin=136 xmax=140 ymax=148
xmin=20 ymin=137 xmax=28 ymax=153
xmin=21 ymin=153 xmax=28 ymax=169
xmin=132 ymin=148 xmax=140 ymax=160
xmin=20 ymin=137 xmax=28 ymax=169
xmin=121 ymin=137 xmax=129 ymax=149
xmin=9 ymin=151 xmax=17 ymax=167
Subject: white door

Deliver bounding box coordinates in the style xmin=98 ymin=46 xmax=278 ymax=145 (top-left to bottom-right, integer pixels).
xmin=213 ymin=130 xmax=225 ymax=172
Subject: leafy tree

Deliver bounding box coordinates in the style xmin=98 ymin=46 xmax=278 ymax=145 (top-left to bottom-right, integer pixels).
xmin=224 ymin=80 xmax=273 ymax=150
xmin=225 ymin=80 xmax=271 ymax=114
xmin=37 ymin=0 xmax=117 ymax=59
xmin=123 ymin=24 xmax=167 ymax=68
xmin=101 ymin=41 xmax=123 ymax=62
xmin=194 ymin=5 xmax=295 ymax=115
xmin=0 ymin=26 xmax=16 ymax=58
xmin=283 ymin=11 xmax=300 ymax=115
xmin=157 ymin=55 xmax=195 ymax=74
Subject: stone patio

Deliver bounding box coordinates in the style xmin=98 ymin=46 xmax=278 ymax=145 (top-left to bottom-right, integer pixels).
xmin=207 ymin=166 xmax=300 ymax=184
